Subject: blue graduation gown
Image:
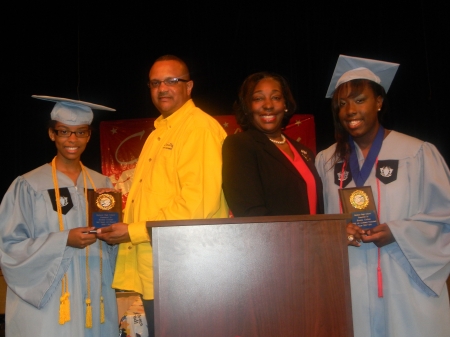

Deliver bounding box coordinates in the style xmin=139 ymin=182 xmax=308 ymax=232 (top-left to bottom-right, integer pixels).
xmin=0 ymin=164 xmax=119 ymax=336
xmin=315 ymin=131 xmax=450 ymax=337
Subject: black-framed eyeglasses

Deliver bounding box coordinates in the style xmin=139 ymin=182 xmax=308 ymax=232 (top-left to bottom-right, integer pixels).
xmin=147 ymin=77 xmax=190 ymax=88
xmin=53 ymin=129 xmax=91 ymax=138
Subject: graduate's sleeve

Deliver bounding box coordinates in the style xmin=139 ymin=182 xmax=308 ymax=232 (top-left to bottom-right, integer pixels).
xmin=222 ymin=134 xmax=269 ymax=217
xmin=0 ymin=177 xmax=74 ymax=309
xmin=387 ymin=142 xmax=450 ymax=296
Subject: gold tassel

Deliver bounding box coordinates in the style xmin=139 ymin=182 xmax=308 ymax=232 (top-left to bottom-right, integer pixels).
xmin=59 ymin=295 xmax=66 ymax=325
xmin=53 ymin=159 xmax=105 ymax=327
xmin=85 ymin=298 xmax=93 ymax=328
xmin=65 ymin=292 xmax=71 ymax=322
xmin=100 ymin=296 xmax=105 ymax=323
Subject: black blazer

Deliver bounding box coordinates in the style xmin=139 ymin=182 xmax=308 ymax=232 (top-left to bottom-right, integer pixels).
xmin=222 ymin=128 xmax=324 ymax=217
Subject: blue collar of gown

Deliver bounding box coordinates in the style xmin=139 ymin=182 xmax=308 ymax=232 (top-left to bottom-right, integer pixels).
xmin=348 ymin=126 xmax=384 ymax=187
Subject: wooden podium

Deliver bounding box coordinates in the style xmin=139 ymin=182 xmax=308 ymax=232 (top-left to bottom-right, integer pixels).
xmin=147 ymin=214 xmax=353 ymax=337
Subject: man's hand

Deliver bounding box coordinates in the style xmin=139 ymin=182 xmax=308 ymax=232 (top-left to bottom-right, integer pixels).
xmin=67 ymin=227 xmax=98 ymax=249
xmin=362 ymin=223 xmax=396 ymax=247
xmin=96 ymin=223 xmax=131 ymax=245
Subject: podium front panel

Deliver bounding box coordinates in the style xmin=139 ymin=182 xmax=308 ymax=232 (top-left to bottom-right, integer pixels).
xmin=150 ymin=215 xmax=353 ymax=337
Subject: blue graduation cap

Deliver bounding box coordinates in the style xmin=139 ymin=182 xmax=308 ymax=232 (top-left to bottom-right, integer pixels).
xmin=325 ymin=55 xmax=400 ymax=98
xmin=32 ymin=95 xmax=115 ymax=125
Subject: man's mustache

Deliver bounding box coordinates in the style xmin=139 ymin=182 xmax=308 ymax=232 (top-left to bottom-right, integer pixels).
xmin=158 ymin=92 xmax=171 ymax=98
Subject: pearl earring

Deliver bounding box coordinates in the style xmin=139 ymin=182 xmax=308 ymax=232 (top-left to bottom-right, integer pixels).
xmin=284 ymin=109 xmax=288 ymax=113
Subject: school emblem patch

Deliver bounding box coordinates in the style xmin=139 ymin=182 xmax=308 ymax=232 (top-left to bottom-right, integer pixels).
xmin=48 ymin=188 xmax=74 ymax=214
xmin=376 ymin=160 xmax=398 ymax=184
xmin=334 ymin=162 xmax=352 ymax=187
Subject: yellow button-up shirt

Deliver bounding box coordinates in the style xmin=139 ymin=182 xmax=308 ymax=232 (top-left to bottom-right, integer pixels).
xmin=112 ymin=99 xmax=229 ymax=299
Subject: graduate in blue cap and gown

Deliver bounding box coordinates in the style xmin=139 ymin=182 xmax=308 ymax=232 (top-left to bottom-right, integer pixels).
xmin=0 ymin=96 xmax=119 ymax=336
xmin=315 ymin=55 xmax=450 ymax=337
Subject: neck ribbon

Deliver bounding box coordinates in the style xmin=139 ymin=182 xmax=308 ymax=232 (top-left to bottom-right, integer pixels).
xmin=348 ymin=126 xmax=384 ymax=187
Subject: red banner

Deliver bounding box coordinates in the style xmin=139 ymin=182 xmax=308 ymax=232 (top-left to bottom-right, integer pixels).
xmin=100 ymin=114 xmax=315 ymax=208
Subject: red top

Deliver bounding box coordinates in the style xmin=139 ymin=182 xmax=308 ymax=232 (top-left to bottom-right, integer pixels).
xmin=280 ymin=140 xmax=317 ymax=214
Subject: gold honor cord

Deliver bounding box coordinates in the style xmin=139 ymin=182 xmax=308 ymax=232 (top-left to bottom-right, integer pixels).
xmin=52 ymin=158 xmax=104 ymax=327
xmin=52 ymin=158 xmax=71 ymax=324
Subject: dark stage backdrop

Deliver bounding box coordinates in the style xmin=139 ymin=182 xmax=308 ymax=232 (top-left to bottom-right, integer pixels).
xmin=3 ymin=1 xmax=449 ymax=197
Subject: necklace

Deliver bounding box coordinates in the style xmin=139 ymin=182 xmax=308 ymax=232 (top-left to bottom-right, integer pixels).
xmin=268 ymin=134 xmax=286 ymax=144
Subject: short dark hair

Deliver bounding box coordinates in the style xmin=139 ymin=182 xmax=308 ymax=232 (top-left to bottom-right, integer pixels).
xmin=47 ymin=120 xmax=58 ymax=130
xmin=234 ymin=72 xmax=297 ymax=131
xmin=152 ymin=55 xmax=190 ymax=79
xmin=331 ymin=79 xmax=388 ymax=163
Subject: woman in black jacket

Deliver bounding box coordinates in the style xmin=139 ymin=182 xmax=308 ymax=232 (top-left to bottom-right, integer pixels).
xmin=222 ymin=72 xmax=323 ymax=217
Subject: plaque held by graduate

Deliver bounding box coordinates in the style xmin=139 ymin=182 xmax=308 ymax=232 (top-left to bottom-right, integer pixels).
xmin=87 ymin=190 xmax=122 ymax=228
xmin=338 ymin=186 xmax=379 ymax=230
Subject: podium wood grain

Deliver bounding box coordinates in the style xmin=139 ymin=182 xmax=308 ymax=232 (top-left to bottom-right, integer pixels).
xmin=148 ymin=214 xmax=353 ymax=337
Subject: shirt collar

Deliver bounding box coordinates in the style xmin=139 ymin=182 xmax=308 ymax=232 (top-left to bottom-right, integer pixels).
xmin=154 ymin=99 xmax=195 ymax=129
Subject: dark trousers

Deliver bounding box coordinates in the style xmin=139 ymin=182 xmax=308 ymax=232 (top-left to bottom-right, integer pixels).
xmin=142 ymin=298 xmax=155 ymax=337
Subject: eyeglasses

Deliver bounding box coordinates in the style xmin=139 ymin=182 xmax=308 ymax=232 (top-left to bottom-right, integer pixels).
xmin=53 ymin=129 xmax=91 ymax=138
xmin=147 ymin=77 xmax=190 ymax=88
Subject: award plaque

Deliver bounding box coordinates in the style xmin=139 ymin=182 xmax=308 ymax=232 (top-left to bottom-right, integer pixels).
xmin=338 ymin=186 xmax=379 ymax=230
xmin=87 ymin=190 xmax=122 ymax=228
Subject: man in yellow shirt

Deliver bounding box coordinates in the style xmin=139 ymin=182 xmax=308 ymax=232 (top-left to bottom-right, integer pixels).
xmin=97 ymin=55 xmax=228 ymax=337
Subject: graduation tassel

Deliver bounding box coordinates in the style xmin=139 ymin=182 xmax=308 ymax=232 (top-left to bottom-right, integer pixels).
xmin=62 ymin=274 xmax=71 ymax=323
xmin=99 ymin=236 xmax=105 ymax=324
xmin=59 ymin=275 xmax=70 ymax=324
xmin=84 ymin=240 xmax=92 ymax=328
xmin=376 ymin=178 xmax=383 ymax=298
xmin=65 ymin=291 xmax=71 ymax=321
xmin=58 ymin=292 xmax=70 ymax=323
xmin=59 ymin=294 xmax=66 ymax=324
xmin=53 ymin=159 xmax=71 ymax=325
xmin=377 ymin=247 xmax=384 ymax=297
xmin=100 ymin=296 xmax=105 ymax=323
xmin=85 ymin=298 xmax=93 ymax=328
xmin=377 ymin=265 xmax=383 ymax=297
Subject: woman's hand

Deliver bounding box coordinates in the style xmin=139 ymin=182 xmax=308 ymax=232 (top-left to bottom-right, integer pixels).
xmin=67 ymin=227 xmax=98 ymax=249
xmin=362 ymin=223 xmax=396 ymax=247
xmin=346 ymin=222 xmax=366 ymax=247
